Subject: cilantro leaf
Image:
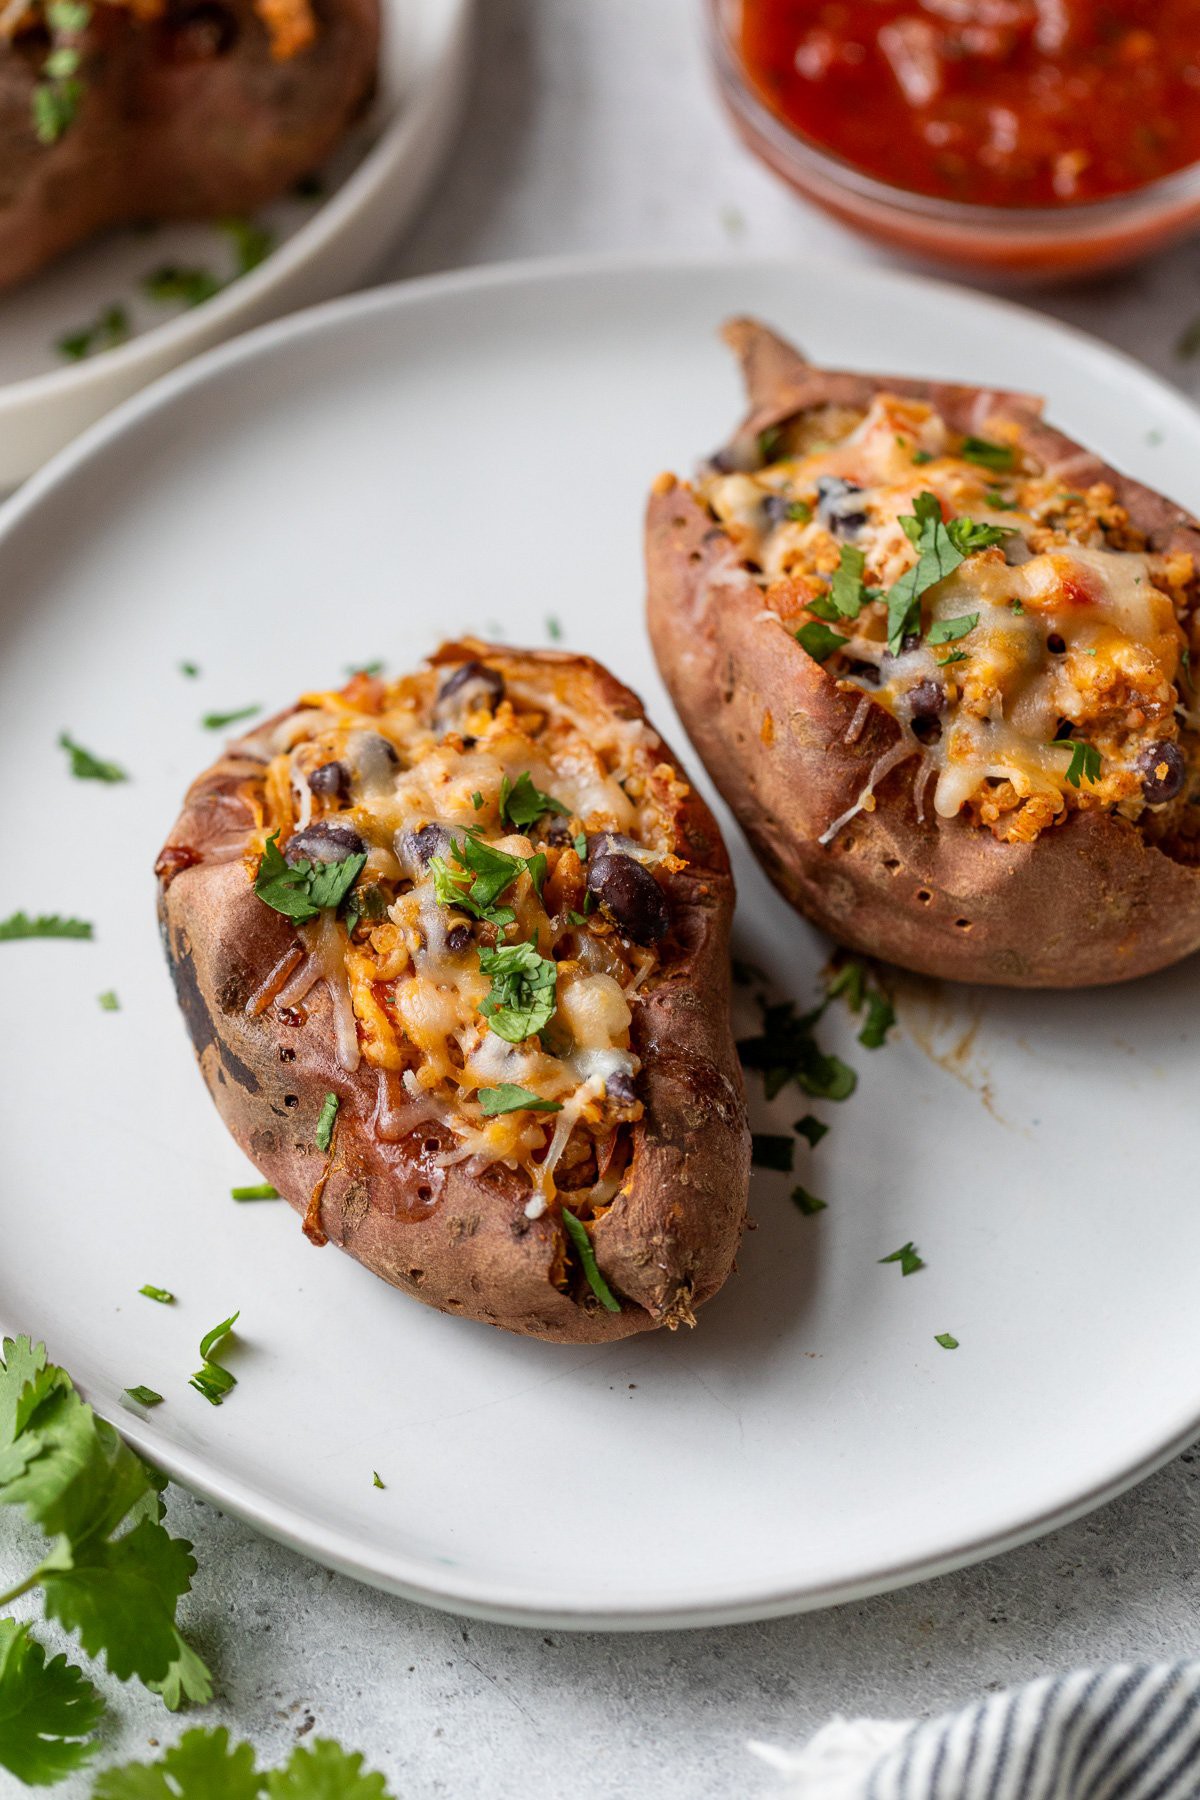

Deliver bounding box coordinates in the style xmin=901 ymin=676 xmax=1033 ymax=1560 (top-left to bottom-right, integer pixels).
xmin=885 ymin=494 xmax=1012 ymax=654
xmin=230 ymin=1184 xmax=279 ymax=1201
xmin=189 ymin=1314 xmax=239 ymax=1409
xmin=960 ymin=435 xmax=1015 ymax=472
xmin=143 ymin=266 xmax=223 ymax=309
xmin=58 ymin=732 xmax=129 ymax=783
xmin=57 ymin=304 xmax=127 ymax=362
xmin=738 ymin=998 xmax=857 ymax=1103
xmin=99 ymin=990 xmax=120 ymax=1011
xmin=787 ymin=499 xmax=812 ymax=523
xmin=499 ymin=772 xmax=570 ymax=832
xmin=935 ymin=1332 xmax=960 ymax=1349
xmin=478 ymin=942 xmax=557 ymax=1043
xmin=0 ymin=913 xmax=92 ymax=942
xmin=478 ymin=1084 xmax=562 ymax=1117
xmin=265 ymin=1738 xmax=393 ymax=1799
xmin=94 ymin=1725 xmax=262 ymax=1800
xmin=221 ymin=216 xmax=274 ymax=277
xmin=315 ymin=1093 xmax=339 ymax=1152
xmin=879 ymin=1241 xmax=925 ymax=1276
xmin=828 ymin=544 xmax=869 ymax=620
xmin=1050 ymin=738 xmax=1103 ymax=788
xmin=750 ymin=1134 xmax=794 ymax=1173
xmin=202 ymin=706 xmax=260 ymax=731
xmin=0 ymin=1617 xmax=103 ymax=1785
xmin=41 ymin=1515 xmax=198 ymax=1687
xmin=926 ymin=613 xmax=979 ymax=646
xmin=139 ymin=1286 xmax=174 ymax=1305
xmin=795 ymin=621 xmax=848 ymax=664
xmin=253 ymin=833 xmax=365 ymax=925
xmin=561 ymin=1210 xmax=621 ymax=1314
xmin=372 ymin=1471 xmax=384 ymax=1489
xmin=858 ymin=989 xmax=896 ymax=1049
xmin=125 ymin=1388 xmax=163 ymax=1408
xmin=794 ymin=1115 xmax=828 ymax=1146
xmin=430 ymin=834 xmax=542 ymax=924
xmin=198 ymin=1315 xmax=238 ymax=1365
xmin=790 ymin=1186 xmax=827 ymax=1216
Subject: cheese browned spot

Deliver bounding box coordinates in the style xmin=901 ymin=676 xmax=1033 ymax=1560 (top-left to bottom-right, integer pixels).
xmin=699 ymin=394 xmax=1199 ymax=846
xmin=239 ymin=647 xmax=686 ymax=1213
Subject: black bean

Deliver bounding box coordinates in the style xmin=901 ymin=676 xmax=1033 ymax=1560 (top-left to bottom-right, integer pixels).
xmin=816 ymin=477 xmax=868 ymax=539
xmin=585 ymin=830 xmax=641 ymax=861
xmin=285 ymin=822 xmax=365 ymax=866
xmin=708 ymin=446 xmax=739 ymax=474
xmin=396 ymin=823 xmax=454 ymax=875
xmin=586 ymin=852 xmax=669 ymax=944
xmin=906 ymin=679 xmax=947 ymax=718
xmin=1136 ymin=741 xmax=1186 ymax=804
xmin=761 ymin=493 xmax=792 ymax=529
xmin=435 ymin=660 xmax=505 ymax=725
xmin=846 ymin=659 xmax=881 ymax=686
xmin=1047 ymin=633 xmax=1067 ymax=655
xmin=911 ymin=717 xmax=942 ymax=746
xmin=543 ymin=816 xmax=574 ymax=846
xmin=308 ymin=760 xmax=350 ymax=802
xmin=446 ymin=922 xmax=473 ymax=953
xmin=606 ymin=1070 xmax=637 ymax=1105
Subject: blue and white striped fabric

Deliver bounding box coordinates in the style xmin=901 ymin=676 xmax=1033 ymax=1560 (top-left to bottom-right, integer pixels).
xmin=752 ymin=1662 xmax=1200 ymax=1799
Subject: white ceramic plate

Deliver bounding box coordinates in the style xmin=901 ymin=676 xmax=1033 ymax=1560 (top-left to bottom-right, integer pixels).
xmin=0 ymin=0 xmax=472 ymax=488
xmin=3 ymin=256 xmax=1200 ymax=1629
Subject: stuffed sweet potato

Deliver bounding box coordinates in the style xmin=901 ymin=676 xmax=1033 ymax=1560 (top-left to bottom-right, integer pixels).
xmin=0 ymin=0 xmax=378 ymax=291
xmin=647 ymin=318 xmax=1200 ymax=988
xmin=156 ymin=643 xmax=749 ymax=1343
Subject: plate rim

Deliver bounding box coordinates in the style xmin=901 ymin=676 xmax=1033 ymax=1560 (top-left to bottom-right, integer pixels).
xmin=5 ymin=249 xmax=1200 ymax=1629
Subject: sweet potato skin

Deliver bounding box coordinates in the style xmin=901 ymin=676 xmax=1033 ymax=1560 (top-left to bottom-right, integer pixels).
xmin=157 ymin=647 xmax=750 ymax=1343
xmin=0 ymin=0 xmax=378 ymax=291
xmin=646 ymin=318 xmax=1200 ymax=988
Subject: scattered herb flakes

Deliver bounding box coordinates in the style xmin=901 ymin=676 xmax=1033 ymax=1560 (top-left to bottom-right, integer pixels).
xmin=757 ymin=425 xmax=784 ymax=464
xmin=479 ymin=940 xmax=558 ymax=1043
xmin=927 ymin=612 xmax=979 ymax=646
xmin=546 ymin=614 xmax=563 ymax=641
xmin=858 ymin=988 xmax=896 ymax=1050
xmin=97 ymin=990 xmax=120 ymax=1011
xmin=57 ymin=303 xmax=129 ymax=363
xmin=1010 ymin=598 xmax=1026 ymax=616
xmin=825 ymin=960 xmax=865 ymax=1012
xmin=826 ymin=957 xmax=896 ymax=1049
xmin=0 ymin=912 xmax=92 ymax=942
xmin=1177 ymin=315 xmax=1200 ymax=361
xmin=124 ymin=1386 xmax=163 ymax=1408
xmin=58 ymin=731 xmax=128 ymax=783
xmin=796 ymin=620 xmax=849 ymax=664
xmin=794 ymin=1114 xmax=828 ymax=1147
xmin=791 ymin=1186 xmax=827 ymax=1216
xmin=751 ymin=1133 xmax=794 ymax=1173
xmin=879 ymin=1241 xmax=925 ymax=1276
xmin=372 ymin=1471 xmax=385 ymax=1490
xmin=499 ymin=771 xmax=569 ymax=832
xmin=937 ymin=650 xmax=968 ymax=667
xmin=479 ymin=1084 xmax=562 ymax=1117
xmin=139 ymin=1285 xmax=174 ymax=1304
xmin=934 ymin=1332 xmax=959 ymax=1350
xmin=787 ymin=498 xmax=812 ymax=523
xmin=471 ymin=791 xmax=484 ymax=810
xmin=984 ymin=488 xmax=1015 ymax=509
xmin=0 ymin=1334 xmax=212 ymax=1710
xmin=1146 ymin=427 xmax=1164 ymax=447
xmin=189 ymin=1312 xmax=240 ymax=1407
xmin=202 ymin=704 xmax=260 ymax=731
xmin=960 ymin=435 xmax=1015 ymax=471
xmin=561 ymin=1209 xmax=621 ymax=1314
xmin=142 ymin=265 xmax=222 ymax=308
xmin=315 ymin=1093 xmax=339 ymax=1152
xmin=738 ymin=996 xmax=857 ymax=1103
xmin=345 ymin=660 xmax=384 ymax=677
xmin=1050 ymin=738 xmax=1103 ymax=788
xmin=230 ymin=1183 xmax=279 ymax=1201
xmin=573 ymin=832 xmax=588 ymax=861
xmin=178 ymin=661 xmax=201 ymax=678
xmin=910 ymin=448 xmax=934 ymax=466
xmin=254 ymin=831 xmax=366 ymax=925
xmin=221 ymin=215 xmax=275 ymax=276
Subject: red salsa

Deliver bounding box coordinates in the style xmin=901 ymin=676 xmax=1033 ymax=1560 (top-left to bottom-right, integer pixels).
xmin=738 ymin=1 xmax=1200 ymax=209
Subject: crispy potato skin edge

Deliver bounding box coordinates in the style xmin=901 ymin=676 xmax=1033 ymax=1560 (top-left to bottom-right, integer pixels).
xmin=645 ymin=318 xmax=1200 ymax=989
xmin=157 ymin=646 xmax=750 ymax=1343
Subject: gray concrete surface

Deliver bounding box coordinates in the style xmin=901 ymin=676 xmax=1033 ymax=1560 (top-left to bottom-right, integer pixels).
xmin=10 ymin=1 xmax=1200 ymax=1791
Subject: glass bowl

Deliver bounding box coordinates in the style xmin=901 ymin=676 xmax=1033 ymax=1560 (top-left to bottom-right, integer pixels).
xmin=707 ymin=0 xmax=1200 ymax=280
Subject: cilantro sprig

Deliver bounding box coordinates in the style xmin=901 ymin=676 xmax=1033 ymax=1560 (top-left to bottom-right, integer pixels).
xmin=430 ymin=833 xmax=546 ymax=926
xmin=1050 ymin=738 xmax=1103 ymax=788
xmin=478 ymin=942 xmax=557 ymax=1043
xmin=92 ymin=1726 xmax=396 ymax=1798
xmin=879 ymin=1242 xmax=925 ymax=1276
xmin=253 ymin=832 xmax=366 ymax=926
xmin=0 ymin=1336 xmax=211 ymax=1714
xmin=58 ymin=731 xmax=128 ymax=783
xmin=0 ymin=1616 xmax=104 ymax=1785
xmin=885 ymin=492 xmax=1012 ymax=654
xmin=561 ymin=1211 xmax=621 ymax=1314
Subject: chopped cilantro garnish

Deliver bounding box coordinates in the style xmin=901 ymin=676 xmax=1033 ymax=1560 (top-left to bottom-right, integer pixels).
xmin=58 ymin=731 xmax=128 ymax=783
xmin=478 ymin=941 xmax=557 ymax=1043
xmin=794 ymin=1114 xmax=828 ymax=1146
xmin=138 ymin=1285 xmax=174 ymax=1304
xmin=431 ymin=833 xmax=544 ymax=923
xmin=567 ymin=910 xmax=588 ymax=926
xmin=1049 ymin=738 xmax=1103 ymax=787
xmin=573 ymin=832 xmax=588 ymax=861
xmin=791 ymin=1186 xmax=827 ymax=1216
xmin=142 ymin=266 xmax=222 ymax=308
xmin=757 ymin=425 xmax=784 ymax=464
xmin=984 ymin=489 xmax=1014 ymax=509
xmin=202 ymin=704 xmax=260 ymax=730
xmin=911 ymin=448 xmax=934 ymax=465
xmin=97 ymin=990 xmax=119 ymax=1011
xmin=499 ymin=771 xmax=570 ymax=831
xmin=178 ymin=661 xmax=200 ymax=678
xmin=828 ymin=544 xmax=875 ymax=620
xmin=189 ymin=1313 xmax=239 ymax=1407
xmin=1011 ymin=598 xmax=1026 ymax=615
xmin=561 ymin=1209 xmax=621 ymax=1313
xmin=961 ymin=435 xmax=1015 ymax=471
xmin=345 ymin=659 xmax=384 ymax=677
xmin=937 ymin=650 xmax=968 ymax=666
xmin=57 ymin=304 xmax=128 ymax=362
xmin=927 ymin=613 xmax=979 ymax=646
xmin=0 ymin=912 xmax=92 ymax=942
xmin=315 ymin=1093 xmax=339 ymax=1152
xmin=826 ymin=958 xmax=895 ymax=1050
xmin=230 ymin=1184 xmax=279 ymax=1201
xmin=546 ymin=614 xmax=563 ymax=640
xmin=885 ymin=493 xmax=1011 ymax=654
xmin=471 ymin=791 xmax=484 ymax=810
xmin=796 ymin=621 xmax=848 ymax=664
xmin=31 ymin=6 xmax=91 ymax=147
xmin=751 ymin=1134 xmax=794 ymax=1172
xmin=221 ymin=215 xmax=274 ymax=275
xmin=479 ymin=1084 xmax=562 ymax=1116
xmin=738 ymin=997 xmax=857 ymax=1102
xmin=825 ymin=960 xmax=865 ymax=1011
xmin=934 ymin=1332 xmax=959 ymax=1349
xmin=787 ymin=499 xmax=812 ymax=523
xmin=879 ymin=1242 xmax=925 ymax=1276
xmin=372 ymin=1470 xmax=385 ymax=1489
xmin=858 ymin=988 xmax=896 ymax=1049
xmin=124 ymin=1386 xmax=162 ymax=1408
xmin=253 ymin=831 xmax=366 ymax=925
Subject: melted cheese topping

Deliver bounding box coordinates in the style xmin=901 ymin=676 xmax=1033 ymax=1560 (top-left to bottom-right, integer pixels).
xmin=238 ymin=646 xmax=685 ymax=1212
xmin=700 ymin=393 xmax=1198 ymax=845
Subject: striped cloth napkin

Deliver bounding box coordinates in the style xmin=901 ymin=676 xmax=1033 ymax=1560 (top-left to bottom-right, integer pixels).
xmin=752 ymin=1663 xmax=1200 ymax=1799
